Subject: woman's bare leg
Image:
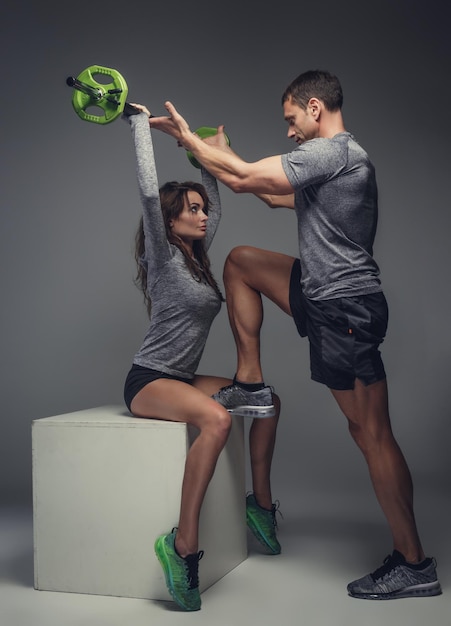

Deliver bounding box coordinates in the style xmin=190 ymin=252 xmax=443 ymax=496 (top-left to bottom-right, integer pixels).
xmin=131 ymin=377 xmax=232 ymax=556
xmin=195 ymin=375 xmax=281 ymax=510
xmin=248 ymin=395 xmax=281 ymax=509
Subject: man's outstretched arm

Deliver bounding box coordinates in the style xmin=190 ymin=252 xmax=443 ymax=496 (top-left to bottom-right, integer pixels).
xmin=149 ymin=101 xmax=293 ymax=196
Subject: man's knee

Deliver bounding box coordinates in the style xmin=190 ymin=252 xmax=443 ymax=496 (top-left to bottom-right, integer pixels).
xmin=225 ymin=246 xmax=256 ymax=267
xmin=224 ymin=246 xmax=256 ymax=280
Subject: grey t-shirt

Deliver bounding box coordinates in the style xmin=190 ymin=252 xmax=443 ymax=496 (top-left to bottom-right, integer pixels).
xmin=281 ymin=132 xmax=382 ymax=300
xmin=128 ymin=113 xmax=222 ymax=378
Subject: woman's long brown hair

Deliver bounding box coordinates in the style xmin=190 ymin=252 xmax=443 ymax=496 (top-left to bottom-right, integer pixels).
xmin=134 ymin=181 xmax=224 ymax=316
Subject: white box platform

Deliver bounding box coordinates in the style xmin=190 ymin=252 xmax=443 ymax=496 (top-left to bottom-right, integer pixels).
xmin=32 ymin=405 xmax=247 ymax=600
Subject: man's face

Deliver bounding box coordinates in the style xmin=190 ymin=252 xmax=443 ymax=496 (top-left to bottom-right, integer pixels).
xmin=283 ymin=96 xmax=318 ymax=145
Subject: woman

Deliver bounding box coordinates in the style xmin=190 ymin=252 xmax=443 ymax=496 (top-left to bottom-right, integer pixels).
xmin=122 ymin=104 xmax=281 ymax=612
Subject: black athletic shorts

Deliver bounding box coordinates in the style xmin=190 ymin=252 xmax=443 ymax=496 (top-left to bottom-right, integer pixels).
xmin=289 ymin=258 xmax=388 ymax=390
xmin=123 ymin=364 xmax=192 ymax=412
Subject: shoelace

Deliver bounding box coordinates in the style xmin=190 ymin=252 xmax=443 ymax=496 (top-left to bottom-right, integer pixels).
xmin=218 ymin=385 xmax=236 ymax=396
xmin=184 ymin=551 xmax=204 ymax=589
xmin=271 ymin=500 xmax=283 ymax=529
xmin=246 ymin=492 xmax=283 ymax=528
xmin=217 ymin=384 xmax=275 ymax=396
xmin=371 ymin=552 xmax=403 ymax=581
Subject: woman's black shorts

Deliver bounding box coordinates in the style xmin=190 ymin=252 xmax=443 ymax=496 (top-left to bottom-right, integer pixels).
xmin=124 ymin=364 xmax=192 ymax=412
xmin=289 ymin=258 xmax=388 ymax=391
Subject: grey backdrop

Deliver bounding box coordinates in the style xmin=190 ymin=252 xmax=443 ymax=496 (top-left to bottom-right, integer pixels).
xmin=1 ymin=0 xmax=450 ymax=513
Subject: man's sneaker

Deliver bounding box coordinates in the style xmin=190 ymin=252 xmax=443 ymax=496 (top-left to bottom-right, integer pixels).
xmin=212 ymin=384 xmax=275 ymax=418
xmin=246 ymin=493 xmax=281 ymax=554
xmin=154 ymin=529 xmax=203 ymax=611
xmin=347 ymin=549 xmax=442 ymax=600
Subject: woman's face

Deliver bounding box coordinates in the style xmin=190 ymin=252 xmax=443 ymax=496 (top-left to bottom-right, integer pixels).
xmin=170 ymin=190 xmax=208 ymax=244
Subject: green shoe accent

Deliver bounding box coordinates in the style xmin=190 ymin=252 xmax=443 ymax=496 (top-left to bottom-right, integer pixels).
xmin=246 ymin=493 xmax=281 ymax=555
xmin=154 ymin=529 xmax=203 ymax=611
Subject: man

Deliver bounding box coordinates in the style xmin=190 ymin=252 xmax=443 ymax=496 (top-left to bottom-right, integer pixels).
xmin=149 ymin=70 xmax=441 ymax=599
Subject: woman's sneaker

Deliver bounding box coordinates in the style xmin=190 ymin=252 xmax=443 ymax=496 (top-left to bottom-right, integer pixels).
xmin=347 ymin=549 xmax=442 ymax=599
xmin=154 ymin=529 xmax=203 ymax=611
xmin=212 ymin=384 xmax=275 ymax=418
xmin=246 ymin=493 xmax=281 ymax=554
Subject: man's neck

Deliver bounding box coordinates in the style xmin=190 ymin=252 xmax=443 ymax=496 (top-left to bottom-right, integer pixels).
xmin=319 ymin=111 xmax=346 ymax=138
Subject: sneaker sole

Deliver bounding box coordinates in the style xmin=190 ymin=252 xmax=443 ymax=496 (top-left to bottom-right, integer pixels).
xmin=227 ymin=405 xmax=276 ymax=418
xmin=246 ymin=511 xmax=281 ymax=554
xmin=349 ymin=580 xmax=442 ymax=600
xmin=154 ymin=536 xmax=201 ymax=611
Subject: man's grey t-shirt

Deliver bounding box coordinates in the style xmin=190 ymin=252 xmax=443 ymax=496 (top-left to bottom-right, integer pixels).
xmin=281 ymin=132 xmax=382 ymax=301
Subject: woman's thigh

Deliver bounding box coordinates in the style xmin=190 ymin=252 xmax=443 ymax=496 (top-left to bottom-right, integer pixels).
xmin=130 ymin=377 xmax=228 ymax=429
xmin=192 ymin=374 xmax=233 ymax=396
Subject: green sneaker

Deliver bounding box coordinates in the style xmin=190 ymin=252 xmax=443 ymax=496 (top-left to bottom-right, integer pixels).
xmin=246 ymin=493 xmax=281 ymax=555
xmin=154 ymin=529 xmax=203 ymax=611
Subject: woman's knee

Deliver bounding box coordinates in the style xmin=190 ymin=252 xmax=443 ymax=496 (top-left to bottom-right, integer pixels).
xmin=203 ymin=404 xmax=233 ymax=441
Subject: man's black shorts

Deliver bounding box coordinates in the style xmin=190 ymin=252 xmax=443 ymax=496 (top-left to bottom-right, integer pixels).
xmin=289 ymin=259 xmax=388 ymax=391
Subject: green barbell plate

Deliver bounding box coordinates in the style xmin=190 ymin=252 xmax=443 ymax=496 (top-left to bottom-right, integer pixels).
xmin=70 ymin=65 xmax=128 ymax=125
xmin=187 ymin=127 xmax=230 ymax=168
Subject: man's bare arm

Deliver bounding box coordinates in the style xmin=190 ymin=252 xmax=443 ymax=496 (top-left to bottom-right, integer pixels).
xmin=255 ymin=192 xmax=295 ymax=209
xmin=150 ymin=101 xmax=294 ymax=196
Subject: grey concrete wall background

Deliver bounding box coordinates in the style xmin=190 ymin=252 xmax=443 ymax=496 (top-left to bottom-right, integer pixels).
xmin=1 ymin=0 xmax=449 ymax=506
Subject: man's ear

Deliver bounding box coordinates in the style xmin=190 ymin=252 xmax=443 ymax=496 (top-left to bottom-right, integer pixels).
xmin=308 ymin=97 xmax=321 ymax=120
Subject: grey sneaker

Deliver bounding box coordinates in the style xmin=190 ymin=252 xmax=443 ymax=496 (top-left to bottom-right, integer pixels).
xmin=212 ymin=384 xmax=275 ymax=418
xmin=347 ymin=550 xmax=442 ymax=600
